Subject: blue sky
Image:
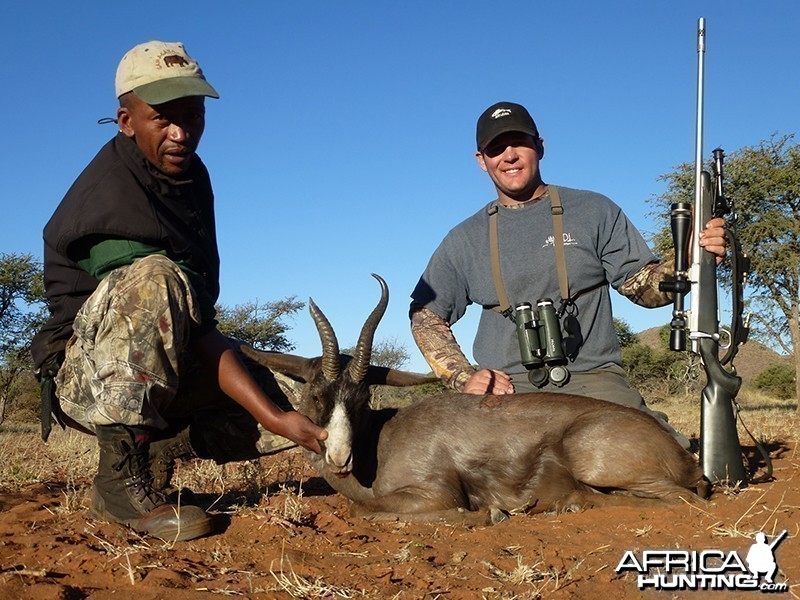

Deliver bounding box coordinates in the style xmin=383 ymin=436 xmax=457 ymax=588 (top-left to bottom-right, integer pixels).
xmin=2 ymin=2 xmax=797 ymax=372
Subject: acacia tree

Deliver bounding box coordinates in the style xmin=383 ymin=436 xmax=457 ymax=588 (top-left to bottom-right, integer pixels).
xmin=217 ymin=298 xmax=412 ymax=371
xmin=342 ymin=337 xmax=411 ymax=370
xmin=649 ymin=133 xmax=800 ymax=406
xmin=215 ymin=297 xmax=304 ymax=351
xmin=0 ymin=253 xmax=47 ymax=423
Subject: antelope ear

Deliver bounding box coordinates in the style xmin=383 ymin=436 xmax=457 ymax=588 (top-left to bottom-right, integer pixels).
xmin=238 ymin=344 xmax=314 ymax=383
xmin=365 ymin=365 xmax=439 ymax=387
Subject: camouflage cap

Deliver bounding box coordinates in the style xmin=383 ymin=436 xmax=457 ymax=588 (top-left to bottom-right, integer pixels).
xmin=115 ymin=41 xmax=219 ymax=104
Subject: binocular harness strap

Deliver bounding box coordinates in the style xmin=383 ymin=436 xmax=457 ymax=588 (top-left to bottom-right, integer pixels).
xmin=487 ymin=202 xmax=514 ymax=319
xmin=488 ymin=186 xmax=573 ymax=321
xmin=549 ymin=187 xmax=571 ymax=306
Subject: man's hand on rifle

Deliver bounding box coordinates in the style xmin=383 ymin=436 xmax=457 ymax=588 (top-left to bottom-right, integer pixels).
xmin=699 ymin=216 xmax=727 ymax=264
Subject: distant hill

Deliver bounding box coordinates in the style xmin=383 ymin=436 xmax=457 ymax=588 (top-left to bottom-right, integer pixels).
xmin=635 ymin=327 xmax=792 ymax=382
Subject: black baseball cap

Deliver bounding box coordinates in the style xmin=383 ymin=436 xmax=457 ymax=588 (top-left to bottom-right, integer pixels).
xmin=476 ymin=101 xmax=539 ymax=151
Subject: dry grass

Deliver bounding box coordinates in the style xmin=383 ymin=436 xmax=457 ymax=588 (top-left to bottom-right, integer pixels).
xmin=483 ymin=554 xmax=555 ymax=586
xmin=2 ymin=390 xmax=796 ymax=518
xmin=0 ymin=422 xmax=311 ymax=524
xmin=735 ymin=390 xmax=800 ymax=445
xmin=643 ymin=389 xmax=799 ymax=446
xmin=0 ymin=424 xmax=96 ymax=493
xmin=269 ymin=554 xmax=359 ymax=598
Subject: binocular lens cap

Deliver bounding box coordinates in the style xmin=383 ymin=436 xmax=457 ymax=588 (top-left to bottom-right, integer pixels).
xmin=528 ymin=368 xmax=550 ymax=388
xmin=548 ymin=366 xmax=570 ymax=387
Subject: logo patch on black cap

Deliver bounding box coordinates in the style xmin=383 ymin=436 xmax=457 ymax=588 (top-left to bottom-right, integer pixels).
xmin=491 ymin=108 xmax=512 ymax=119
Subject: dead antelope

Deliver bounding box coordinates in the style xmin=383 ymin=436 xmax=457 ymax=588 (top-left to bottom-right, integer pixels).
xmin=242 ymin=275 xmax=707 ymax=525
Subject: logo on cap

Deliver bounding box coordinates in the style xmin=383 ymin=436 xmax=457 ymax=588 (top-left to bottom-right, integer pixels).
xmin=491 ymin=108 xmax=512 ymax=119
xmin=163 ymin=55 xmax=189 ymax=68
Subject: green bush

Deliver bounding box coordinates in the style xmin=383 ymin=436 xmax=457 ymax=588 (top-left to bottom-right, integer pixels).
xmin=621 ymin=342 xmax=701 ymax=396
xmin=613 ymin=318 xmax=638 ymax=349
xmin=752 ymin=364 xmax=796 ymax=399
xmin=1 ymin=368 xmax=40 ymax=423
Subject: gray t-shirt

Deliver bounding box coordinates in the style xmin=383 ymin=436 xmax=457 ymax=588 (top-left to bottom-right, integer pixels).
xmin=411 ymin=186 xmax=657 ymax=376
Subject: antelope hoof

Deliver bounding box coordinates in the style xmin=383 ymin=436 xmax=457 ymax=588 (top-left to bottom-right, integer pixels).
xmin=489 ymin=507 xmax=510 ymax=524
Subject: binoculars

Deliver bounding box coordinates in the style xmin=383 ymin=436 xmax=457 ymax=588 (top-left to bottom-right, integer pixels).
xmin=515 ymin=299 xmax=570 ymax=387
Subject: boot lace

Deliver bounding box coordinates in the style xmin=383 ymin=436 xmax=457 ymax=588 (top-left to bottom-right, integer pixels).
xmin=112 ymin=441 xmax=166 ymax=509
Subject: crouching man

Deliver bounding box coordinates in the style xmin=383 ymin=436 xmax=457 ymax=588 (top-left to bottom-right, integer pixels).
xmin=31 ymin=41 xmax=326 ymax=541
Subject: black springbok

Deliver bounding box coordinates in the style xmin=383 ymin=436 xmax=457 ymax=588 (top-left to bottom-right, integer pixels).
xmin=242 ymin=275 xmax=707 ymax=524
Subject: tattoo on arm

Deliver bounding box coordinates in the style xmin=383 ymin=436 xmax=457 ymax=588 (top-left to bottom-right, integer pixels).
xmin=410 ymin=305 xmax=475 ymax=391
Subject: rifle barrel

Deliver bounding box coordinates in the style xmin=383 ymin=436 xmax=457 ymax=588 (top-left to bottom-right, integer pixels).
xmin=689 ymin=16 xmax=707 ymax=351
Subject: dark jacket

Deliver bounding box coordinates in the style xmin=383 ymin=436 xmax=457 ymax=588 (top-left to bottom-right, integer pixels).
xmin=31 ymin=133 xmax=220 ymax=370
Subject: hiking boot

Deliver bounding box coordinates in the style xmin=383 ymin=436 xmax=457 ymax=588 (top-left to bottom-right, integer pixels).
xmin=89 ymin=425 xmax=213 ymax=541
xmin=150 ymin=427 xmax=200 ymax=492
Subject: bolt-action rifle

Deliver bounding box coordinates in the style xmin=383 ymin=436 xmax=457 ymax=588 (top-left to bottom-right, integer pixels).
xmin=659 ymin=17 xmax=751 ymax=485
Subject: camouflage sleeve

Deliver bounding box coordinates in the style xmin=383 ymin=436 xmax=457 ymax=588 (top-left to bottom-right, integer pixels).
xmin=618 ymin=251 xmax=676 ymax=308
xmin=410 ymin=304 xmax=476 ymax=391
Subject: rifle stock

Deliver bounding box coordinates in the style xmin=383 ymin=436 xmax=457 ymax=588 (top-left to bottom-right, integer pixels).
xmin=696 ymin=170 xmax=746 ymax=484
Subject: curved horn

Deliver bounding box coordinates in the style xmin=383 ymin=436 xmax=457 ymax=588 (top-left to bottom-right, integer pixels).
xmin=309 ymin=298 xmax=341 ymax=381
xmin=348 ymin=274 xmax=388 ymax=383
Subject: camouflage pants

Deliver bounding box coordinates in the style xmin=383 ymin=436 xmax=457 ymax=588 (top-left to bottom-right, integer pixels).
xmin=57 ymin=254 xmax=301 ymax=459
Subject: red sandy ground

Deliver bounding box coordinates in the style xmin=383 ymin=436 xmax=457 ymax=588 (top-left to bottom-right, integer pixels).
xmin=1 ymin=442 xmax=798 ymax=599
